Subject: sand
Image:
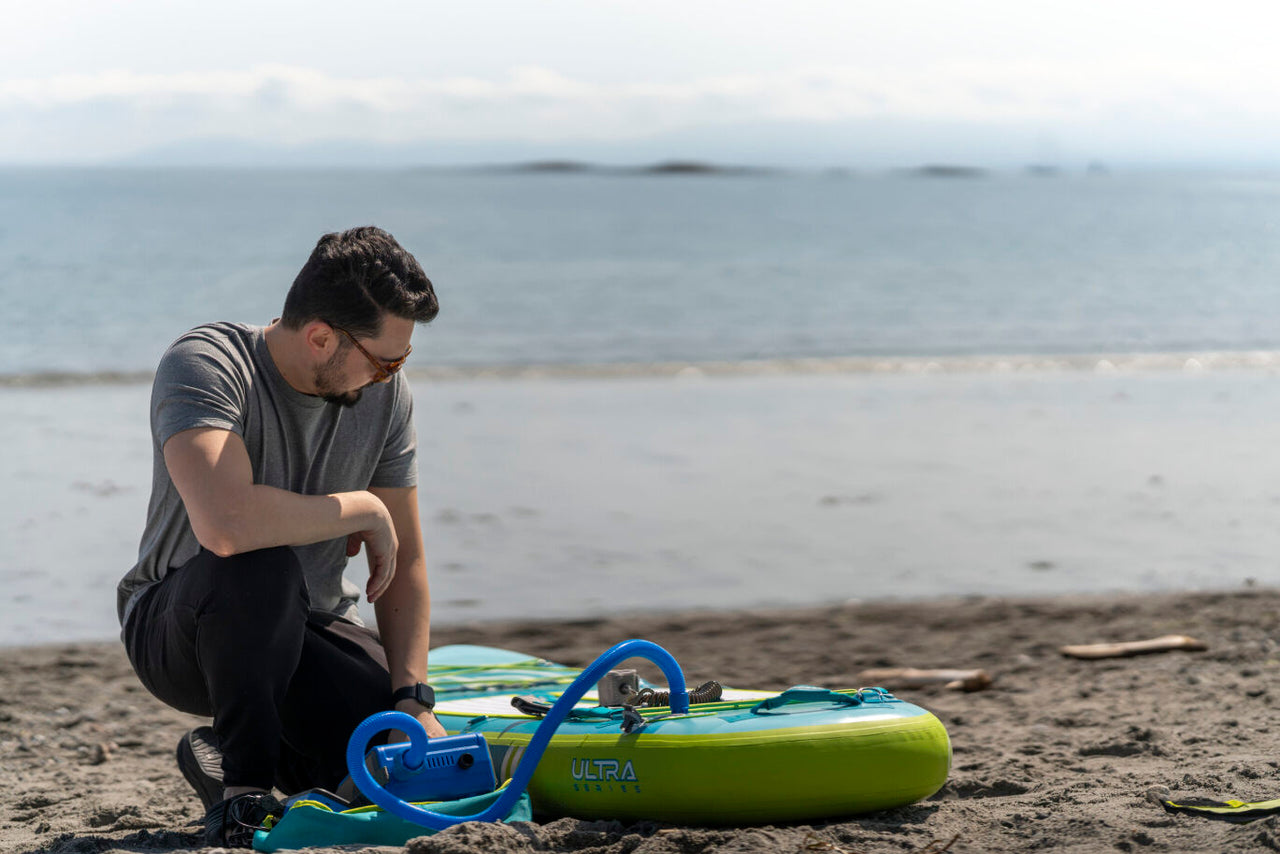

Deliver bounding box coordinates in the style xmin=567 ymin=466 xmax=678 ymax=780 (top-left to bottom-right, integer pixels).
xmin=7 ymin=588 xmax=1280 ymax=852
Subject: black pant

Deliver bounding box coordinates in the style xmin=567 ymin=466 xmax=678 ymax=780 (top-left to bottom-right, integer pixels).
xmin=124 ymin=546 xmax=392 ymax=793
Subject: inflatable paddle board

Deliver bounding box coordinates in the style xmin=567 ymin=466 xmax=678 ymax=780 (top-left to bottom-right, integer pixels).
xmin=426 ymin=644 xmax=951 ymax=824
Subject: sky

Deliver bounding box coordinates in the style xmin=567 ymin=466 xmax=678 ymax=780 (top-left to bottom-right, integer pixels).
xmin=3 ymin=0 xmax=1280 ymax=168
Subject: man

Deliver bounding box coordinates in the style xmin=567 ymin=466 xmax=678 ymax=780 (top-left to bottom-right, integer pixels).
xmin=117 ymin=227 xmax=448 ymax=848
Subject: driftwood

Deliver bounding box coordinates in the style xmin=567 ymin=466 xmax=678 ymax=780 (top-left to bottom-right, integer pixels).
xmin=1059 ymin=634 xmax=1207 ymax=660
xmin=858 ymin=667 xmax=993 ymax=692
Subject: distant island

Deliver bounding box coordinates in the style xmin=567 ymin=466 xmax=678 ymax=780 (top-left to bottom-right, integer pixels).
xmin=98 ymin=132 xmax=1117 ymax=176
xmin=95 ymin=139 xmax=1112 ymax=178
xmin=906 ymin=164 xmax=987 ymax=178
xmin=448 ymin=160 xmax=1116 ymax=179
xmin=640 ymin=160 xmax=766 ymax=175
xmin=491 ymin=160 xmax=776 ymax=177
xmin=507 ymin=160 xmax=595 ymax=173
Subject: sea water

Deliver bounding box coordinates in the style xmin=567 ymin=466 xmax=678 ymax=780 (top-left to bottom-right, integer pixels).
xmin=7 ymin=167 xmax=1280 ymax=376
xmin=5 ymin=167 xmax=1280 ymax=645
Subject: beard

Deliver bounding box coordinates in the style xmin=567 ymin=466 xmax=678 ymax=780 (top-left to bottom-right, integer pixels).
xmin=314 ymin=351 xmax=364 ymax=408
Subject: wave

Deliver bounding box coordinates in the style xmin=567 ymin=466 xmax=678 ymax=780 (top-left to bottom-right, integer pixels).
xmin=411 ymin=350 xmax=1280 ymax=380
xmin=7 ymin=349 xmax=1280 ymax=389
xmin=0 ymin=370 xmax=156 ymax=388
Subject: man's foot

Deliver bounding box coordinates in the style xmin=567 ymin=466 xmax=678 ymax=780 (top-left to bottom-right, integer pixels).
xmin=203 ymin=791 xmax=284 ymax=849
xmin=176 ymin=727 xmax=224 ymax=812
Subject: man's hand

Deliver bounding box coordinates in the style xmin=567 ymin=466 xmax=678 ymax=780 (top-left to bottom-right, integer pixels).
xmin=417 ymin=709 xmax=449 ymax=740
xmin=346 ymin=503 xmax=399 ymax=603
xmin=390 ymin=700 xmax=448 ymax=740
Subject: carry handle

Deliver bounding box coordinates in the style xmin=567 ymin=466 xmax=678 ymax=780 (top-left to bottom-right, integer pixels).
xmin=751 ymin=686 xmax=865 ymax=714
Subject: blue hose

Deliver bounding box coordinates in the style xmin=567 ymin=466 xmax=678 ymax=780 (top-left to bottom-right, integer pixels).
xmin=345 ymin=638 xmax=689 ymax=830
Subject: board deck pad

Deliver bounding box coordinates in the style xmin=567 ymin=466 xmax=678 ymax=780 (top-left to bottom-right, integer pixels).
xmin=433 ymin=688 xmax=775 ymax=718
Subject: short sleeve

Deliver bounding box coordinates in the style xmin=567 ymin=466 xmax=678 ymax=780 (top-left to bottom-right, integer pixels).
xmin=369 ymin=373 xmax=418 ymax=488
xmin=151 ymin=331 xmax=249 ymax=448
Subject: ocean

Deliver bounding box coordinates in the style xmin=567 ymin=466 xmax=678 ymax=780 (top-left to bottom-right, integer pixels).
xmin=5 ymin=166 xmax=1280 ymax=646
xmin=7 ymin=167 xmax=1280 ymax=378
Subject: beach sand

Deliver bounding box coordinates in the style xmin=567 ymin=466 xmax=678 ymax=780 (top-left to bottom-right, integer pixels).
xmin=6 ymin=588 xmax=1280 ymax=853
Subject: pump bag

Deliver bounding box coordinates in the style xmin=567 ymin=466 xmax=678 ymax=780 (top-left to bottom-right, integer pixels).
xmin=252 ymin=783 xmax=533 ymax=852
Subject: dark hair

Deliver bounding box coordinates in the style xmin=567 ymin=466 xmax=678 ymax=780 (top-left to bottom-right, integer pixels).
xmin=280 ymin=226 xmax=438 ymax=338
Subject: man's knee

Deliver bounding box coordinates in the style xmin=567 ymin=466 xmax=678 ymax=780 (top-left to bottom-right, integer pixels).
xmin=189 ymin=546 xmax=310 ymax=614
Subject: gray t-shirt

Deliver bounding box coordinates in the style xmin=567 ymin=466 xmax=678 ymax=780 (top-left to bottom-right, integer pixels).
xmin=117 ymin=322 xmax=418 ymax=627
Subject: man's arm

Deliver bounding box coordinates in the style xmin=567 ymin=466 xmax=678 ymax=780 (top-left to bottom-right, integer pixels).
xmin=369 ymin=485 xmax=447 ymax=737
xmin=164 ymin=426 xmax=401 ymax=601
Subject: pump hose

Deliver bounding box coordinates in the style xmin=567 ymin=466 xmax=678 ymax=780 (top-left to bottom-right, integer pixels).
xmin=345 ymin=639 xmax=690 ymax=831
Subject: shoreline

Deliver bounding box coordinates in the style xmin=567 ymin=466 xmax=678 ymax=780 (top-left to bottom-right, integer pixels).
xmin=9 ymin=346 xmax=1280 ymax=388
xmin=9 ymin=366 xmax=1280 ymax=647
xmin=7 ymin=588 xmax=1280 ymax=853
xmin=0 ymin=578 xmax=1264 ymax=654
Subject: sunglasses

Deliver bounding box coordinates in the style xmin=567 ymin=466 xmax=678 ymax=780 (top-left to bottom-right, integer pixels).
xmin=331 ymin=325 xmax=412 ymax=382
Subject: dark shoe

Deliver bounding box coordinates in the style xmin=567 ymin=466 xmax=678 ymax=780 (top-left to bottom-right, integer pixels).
xmin=203 ymin=791 xmax=284 ymax=849
xmin=176 ymin=727 xmax=224 ymax=812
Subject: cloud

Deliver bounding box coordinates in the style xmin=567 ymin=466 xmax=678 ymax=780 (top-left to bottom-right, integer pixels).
xmin=4 ymin=61 xmax=1280 ymax=163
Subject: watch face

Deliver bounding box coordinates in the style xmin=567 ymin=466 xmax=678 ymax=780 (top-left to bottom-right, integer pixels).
xmin=394 ymin=683 xmax=434 ymax=708
xmin=401 ymin=683 xmax=434 ymax=708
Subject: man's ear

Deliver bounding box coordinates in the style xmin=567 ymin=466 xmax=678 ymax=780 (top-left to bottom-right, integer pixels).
xmin=302 ymin=320 xmax=338 ymax=358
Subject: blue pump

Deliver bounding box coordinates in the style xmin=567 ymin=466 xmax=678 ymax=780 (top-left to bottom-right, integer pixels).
xmin=345 ymin=639 xmax=690 ymax=830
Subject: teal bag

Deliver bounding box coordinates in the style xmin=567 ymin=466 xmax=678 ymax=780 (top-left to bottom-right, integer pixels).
xmin=252 ymin=783 xmax=533 ymax=852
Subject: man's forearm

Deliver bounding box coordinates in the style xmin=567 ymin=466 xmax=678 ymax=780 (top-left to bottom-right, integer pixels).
xmin=165 ymin=427 xmax=393 ymax=558
xmin=375 ymin=556 xmax=432 ymax=691
xmin=369 ymin=485 xmax=432 ymax=697
xmin=200 ymin=485 xmax=387 ymax=557
xmin=377 ymin=555 xmax=446 ymax=737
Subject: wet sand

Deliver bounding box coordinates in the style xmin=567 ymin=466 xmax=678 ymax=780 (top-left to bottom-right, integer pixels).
xmin=11 ymin=367 xmax=1280 ymax=647
xmin=6 ymin=588 xmax=1280 ymax=853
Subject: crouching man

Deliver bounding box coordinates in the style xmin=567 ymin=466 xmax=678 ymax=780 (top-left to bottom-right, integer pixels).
xmin=117 ymin=227 xmax=448 ymax=847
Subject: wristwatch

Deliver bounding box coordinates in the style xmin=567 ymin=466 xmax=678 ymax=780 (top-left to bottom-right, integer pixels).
xmin=392 ymin=682 xmax=436 ymax=710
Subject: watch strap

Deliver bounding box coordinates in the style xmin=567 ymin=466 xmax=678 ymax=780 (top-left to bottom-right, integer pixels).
xmin=392 ymin=682 xmax=435 ymax=709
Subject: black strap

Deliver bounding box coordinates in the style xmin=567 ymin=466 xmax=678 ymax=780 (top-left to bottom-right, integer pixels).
xmin=511 ymin=695 xmax=553 ymax=717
